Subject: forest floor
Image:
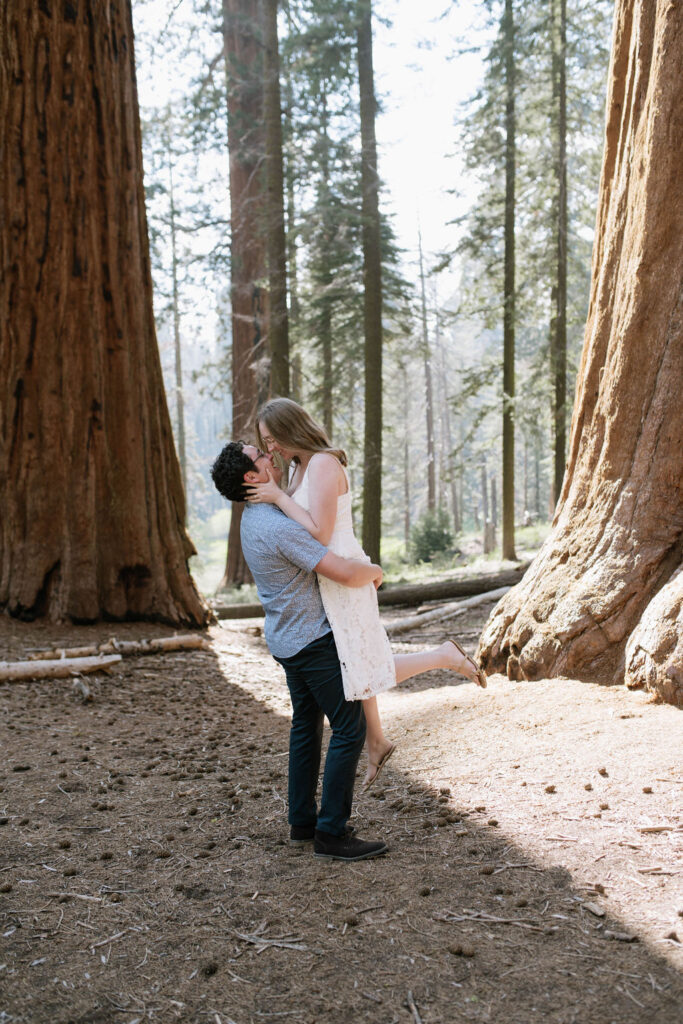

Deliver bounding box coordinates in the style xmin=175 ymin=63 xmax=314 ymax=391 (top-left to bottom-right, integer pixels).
xmin=0 ymin=600 xmax=681 ymax=1024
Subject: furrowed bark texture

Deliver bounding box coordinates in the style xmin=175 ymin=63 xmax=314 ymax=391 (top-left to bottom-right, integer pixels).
xmin=478 ymin=0 xmax=683 ymax=701
xmin=625 ymin=568 xmax=682 ymax=707
xmin=221 ymin=0 xmax=268 ymax=587
xmin=0 ymin=0 xmax=207 ymax=625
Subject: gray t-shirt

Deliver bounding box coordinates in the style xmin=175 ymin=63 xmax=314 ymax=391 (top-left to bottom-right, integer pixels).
xmin=240 ymin=503 xmax=330 ymax=659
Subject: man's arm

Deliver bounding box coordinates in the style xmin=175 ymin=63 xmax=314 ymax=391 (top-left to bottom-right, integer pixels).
xmin=314 ymin=552 xmax=383 ymax=589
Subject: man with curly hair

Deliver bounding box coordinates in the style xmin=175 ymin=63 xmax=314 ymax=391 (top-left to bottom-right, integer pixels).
xmin=212 ymin=441 xmax=387 ymax=862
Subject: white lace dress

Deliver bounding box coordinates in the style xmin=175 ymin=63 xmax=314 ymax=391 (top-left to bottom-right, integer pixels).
xmin=291 ymin=462 xmax=396 ymax=701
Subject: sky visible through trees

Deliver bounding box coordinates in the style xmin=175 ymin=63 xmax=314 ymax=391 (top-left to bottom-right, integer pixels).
xmin=132 ymin=0 xmax=613 ymax=593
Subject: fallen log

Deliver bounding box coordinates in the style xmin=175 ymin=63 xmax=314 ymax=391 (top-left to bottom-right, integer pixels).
xmin=0 ymin=655 xmax=122 ymax=682
xmin=385 ymin=587 xmax=511 ymax=635
xmin=28 ymin=634 xmax=209 ymax=660
xmin=377 ymin=563 xmax=529 ymax=608
xmin=213 ymin=563 xmax=530 ymax=620
xmin=212 ymin=602 xmax=264 ymax=619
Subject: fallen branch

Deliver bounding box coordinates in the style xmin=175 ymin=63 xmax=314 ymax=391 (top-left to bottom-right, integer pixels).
xmin=377 ymin=563 xmax=529 ymax=607
xmin=385 ymin=587 xmax=511 ymax=636
xmin=28 ymin=634 xmax=208 ymax=660
xmin=47 ymin=893 xmax=102 ymax=902
xmin=434 ymin=908 xmax=546 ymax=933
xmin=213 ymin=564 xmax=530 ymax=619
xmin=0 ymin=655 xmax=121 ymax=682
xmin=89 ymin=928 xmax=129 ymax=951
xmin=234 ymin=930 xmax=316 ymax=953
xmin=406 ymin=991 xmax=423 ymax=1024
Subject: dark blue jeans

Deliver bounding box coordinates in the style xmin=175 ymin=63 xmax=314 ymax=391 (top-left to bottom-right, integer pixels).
xmin=275 ymin=631 xmax=366 ymax=836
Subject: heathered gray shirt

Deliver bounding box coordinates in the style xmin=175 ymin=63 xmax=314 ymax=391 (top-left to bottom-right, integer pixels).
xmin=240 ymin=503 xmax=330 ymax=659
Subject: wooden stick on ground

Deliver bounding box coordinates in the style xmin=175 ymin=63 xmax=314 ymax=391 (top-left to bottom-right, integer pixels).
xmin=213 ymin=564 xmax=530 ymax=619
xmin=28 ymin=634 xmax=208 ymax=661
xmin=384 ymin=587 xmax=511 ymax=636
xmin=406 ymin=990 xmax=423 ymax=1024
xmin=0 ymin=655 xmax=121 ymax=682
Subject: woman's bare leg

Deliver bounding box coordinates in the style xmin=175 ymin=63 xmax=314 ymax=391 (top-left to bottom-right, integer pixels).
xmin=361 ymin=696 xmax=394 ymax=788
xmin=362 ymin=696 xmax=390 ymax=763
xmin=362 ymin=641 xmax=483 ymax=788
xmin=393 ymin=641 xmax=482 ymax=685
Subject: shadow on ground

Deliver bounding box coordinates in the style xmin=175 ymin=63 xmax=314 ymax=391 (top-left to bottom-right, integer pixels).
xmin=0 ymin=618 xmax=680 ymax=1024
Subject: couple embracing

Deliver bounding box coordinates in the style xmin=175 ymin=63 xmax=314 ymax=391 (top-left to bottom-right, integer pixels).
xmin=212 ymin=398 xmax=486 ymax=863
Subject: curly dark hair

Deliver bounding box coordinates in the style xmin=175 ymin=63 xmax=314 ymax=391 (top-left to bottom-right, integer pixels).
xmin=211 ymin=441 xmax=257 ymax=502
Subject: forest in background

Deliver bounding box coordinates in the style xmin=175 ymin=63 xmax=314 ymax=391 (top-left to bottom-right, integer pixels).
xmin=133 ymin=0 xmax=614 ymax=594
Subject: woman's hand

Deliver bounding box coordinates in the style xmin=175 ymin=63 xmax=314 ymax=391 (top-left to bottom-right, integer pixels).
xmin=245 ymin=466 xmax=282 ymax=505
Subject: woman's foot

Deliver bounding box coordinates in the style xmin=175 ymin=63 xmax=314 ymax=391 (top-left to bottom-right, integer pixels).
xmin=362 ymin=742 xmax=396 ymax=791
xmin=443 ymin=639 xmax=487 ymax=688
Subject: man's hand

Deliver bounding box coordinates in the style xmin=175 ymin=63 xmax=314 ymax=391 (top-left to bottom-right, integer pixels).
xmin=245 ymin=465 xmax=282 ymax=505
xmin=315 ymin=552 xmax=384 ymax=589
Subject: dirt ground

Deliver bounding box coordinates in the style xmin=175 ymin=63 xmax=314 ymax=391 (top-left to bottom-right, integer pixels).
xmin=0 ymin=600 xmax=681 ymax=1024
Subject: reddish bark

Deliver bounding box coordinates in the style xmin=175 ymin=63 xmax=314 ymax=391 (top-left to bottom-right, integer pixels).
xmin=220 ymin=0 xmax=269 ymax=587
xmin=478 ymin=0 xmax=683 ymax=702
xmin=0 ymin=0 xmax=207 ymax=625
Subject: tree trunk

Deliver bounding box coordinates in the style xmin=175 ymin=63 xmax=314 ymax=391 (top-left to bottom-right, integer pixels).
xmin=436 ymin=317 xmax=460 ymax=534
xmin=221 ymin=0 xmax=268 ymax=587
xmin=168 ymin=162 xmax=187 ymax=507
xmin=625 ymin=568 xmax=682 ymax=707
xmin=418 ymin=229 xmax=436 ymax=512
xmin=0 ymin=0 xmax=207 ymax=626
xmin=282 ymin=1 xmax=300 ymax=338
xmin=550 ymin=0 xmax=568 ymax=506
xmin=502 ymin=0 xmax=517 ymax=561
xmin=490 ymin=472 xmax=498 ymax=530
xmin=263 ymin=0 xmax=289 ymax=398
xmin=402 ymin=362 xmax=411 ymax=550
xmin=291 ymin=352 xmax=302 ymax=404
xmin=479 ymin=0 xmax=683 ymax=705
xmin=482 ymin=462 xmax=493 ymax=552
xmin=533 ymin=427 xmax=541 ymax=516
xmin=318 ymin=89 xmax=334 ymax=436
xmin=357 ymin=0 xmax=383 ymax=565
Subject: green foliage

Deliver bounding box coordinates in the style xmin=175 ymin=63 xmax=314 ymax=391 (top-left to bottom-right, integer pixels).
xmin=132 ymin=0 xmax=613 ymax=565
xmin=411 ymin=506 xmax=454 ymax=563
xmin=283 ymin=0 xmax=413 ymax=443
xmin=443 ymin=0 xmax=613 ymax=524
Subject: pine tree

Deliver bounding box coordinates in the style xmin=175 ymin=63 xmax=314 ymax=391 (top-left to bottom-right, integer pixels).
xmin=263 ymin=0 xmax=290 ymax=397
xmin=357 ymin=0 xmax=383 ymax=565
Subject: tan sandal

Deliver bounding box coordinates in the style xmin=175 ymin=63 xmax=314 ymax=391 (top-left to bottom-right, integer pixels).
xmin=362 ymin=743 xmax=396 ymax=792
xmin=447 ymin=639 xmax=487 ymax=689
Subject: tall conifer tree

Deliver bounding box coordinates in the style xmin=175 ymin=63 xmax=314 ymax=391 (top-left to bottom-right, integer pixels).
xmin=357 ymin=0 xmax=383 ymax=564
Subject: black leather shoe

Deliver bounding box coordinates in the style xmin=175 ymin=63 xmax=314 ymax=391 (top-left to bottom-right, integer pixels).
xmin=313 ymin=829 xmax=387 ymax=862
xmin=290 ymin=823 xmax=356 ymax=845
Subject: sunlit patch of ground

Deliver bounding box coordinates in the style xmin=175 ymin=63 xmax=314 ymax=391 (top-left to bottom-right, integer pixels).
xmin=0 ymin=611 xmax=680 ymax=1023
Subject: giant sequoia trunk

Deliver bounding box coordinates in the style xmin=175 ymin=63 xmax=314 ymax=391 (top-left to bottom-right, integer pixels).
xmin=221 ymin=0 xmax=268 ymax=587
xmin=0 ymin=0 xmax=207 ymax=626
xmin=479 ymin=0 xmax=683 ymax=706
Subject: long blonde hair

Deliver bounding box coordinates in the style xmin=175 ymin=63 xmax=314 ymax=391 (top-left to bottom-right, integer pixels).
xmin=256 ymin=398 xmax=348 ymax=466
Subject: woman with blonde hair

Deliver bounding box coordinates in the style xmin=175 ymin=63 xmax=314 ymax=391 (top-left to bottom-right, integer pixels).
xmin=246 ymin=397 xmax=486 ymax=789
